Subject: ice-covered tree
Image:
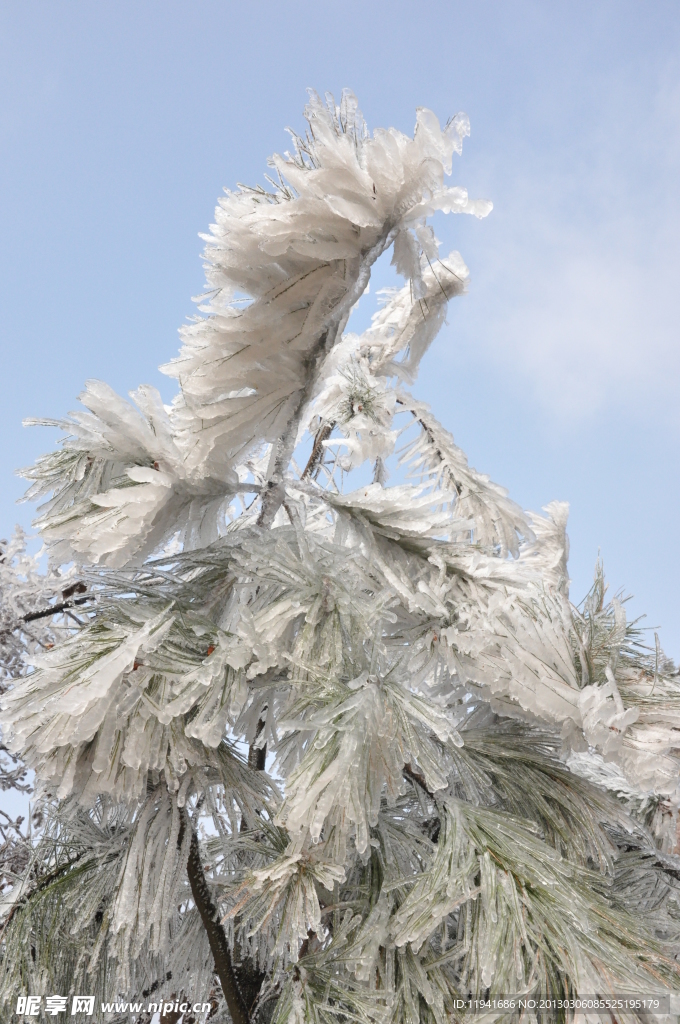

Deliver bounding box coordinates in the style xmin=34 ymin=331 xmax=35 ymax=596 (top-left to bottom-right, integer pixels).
xmin=1 ymin=91 xmax=680 ymax=1024
xmin=0 ymin=529 xmax=84 ymax=897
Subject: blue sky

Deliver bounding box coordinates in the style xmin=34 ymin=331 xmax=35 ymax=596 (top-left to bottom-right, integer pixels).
xmin=1 ymin=1 xmax=679 ymax=656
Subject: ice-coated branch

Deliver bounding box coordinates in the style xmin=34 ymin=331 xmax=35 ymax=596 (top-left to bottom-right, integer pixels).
xmin=301 ymin=421 xmax=336 ymax=480
xmin=186 ymin=823 xmax=251 ymax=1024
xmin=22 ymin=594 xmax=90 ymax=623
xmin=258 ymin=226 xmax=398 ymax=527
xmin=402 ymin=761 xmax=435 ymax=800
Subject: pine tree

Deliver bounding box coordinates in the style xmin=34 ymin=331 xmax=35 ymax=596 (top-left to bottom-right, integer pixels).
xmin=1 ymin=91 xmax=679 ymax=1024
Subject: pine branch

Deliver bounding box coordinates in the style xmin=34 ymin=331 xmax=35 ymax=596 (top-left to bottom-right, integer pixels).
xmin=403 ymin=763 xmax=442 ymax=842
xmin=402 ymin=762 xmax=435 ymax=799
xmin=302 ymin=421 xmax=336 ymax=480
xmin=186 ymin=824 xmax=251 ymax=1024
xmin=0 ymin=852 xmax=85 ymax=939
xmin=22 ymin=595 xmax=90 ymax=623
xmin=258 ymin=227 xmax=397 ymax=528
xmin=247 ymin=717 xmax=267 ymax=772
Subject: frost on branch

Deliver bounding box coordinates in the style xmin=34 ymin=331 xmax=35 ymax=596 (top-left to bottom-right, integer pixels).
xmin=1 ymin=91 xmax=680 ymax=1023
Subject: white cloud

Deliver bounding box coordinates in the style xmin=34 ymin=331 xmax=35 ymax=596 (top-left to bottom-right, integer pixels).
xmin=464 ymin=63 xmax=680 ymax=425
